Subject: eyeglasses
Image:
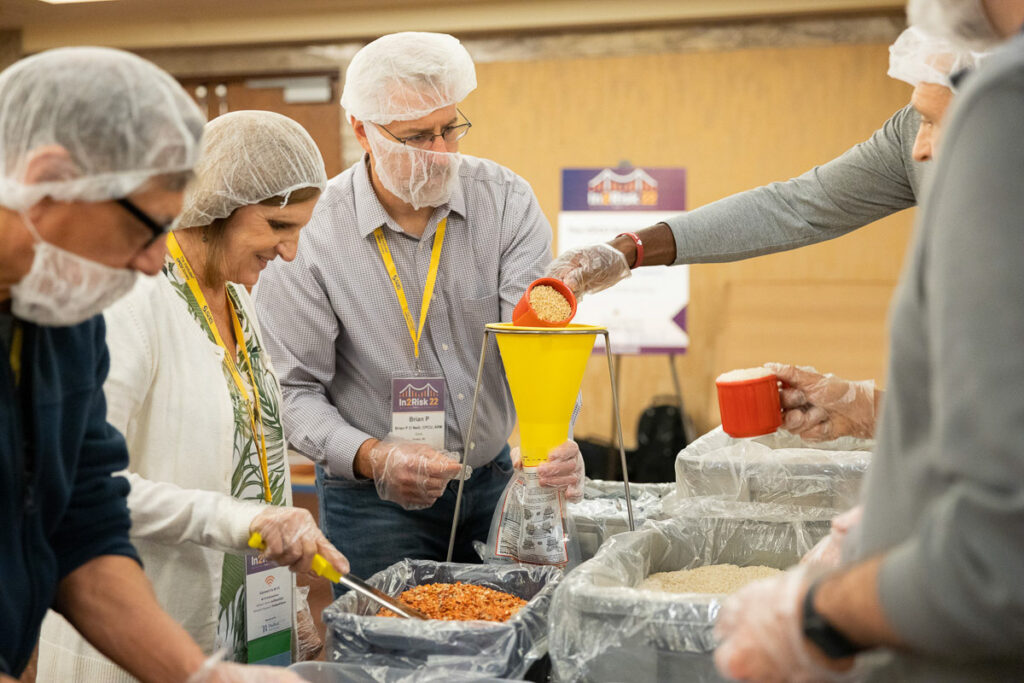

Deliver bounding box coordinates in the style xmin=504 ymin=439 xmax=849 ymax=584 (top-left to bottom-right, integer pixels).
xmin=116 ymin=197 xmax=173 ymax=249
xmin=378 ymin=109 xmax=472 ymax=149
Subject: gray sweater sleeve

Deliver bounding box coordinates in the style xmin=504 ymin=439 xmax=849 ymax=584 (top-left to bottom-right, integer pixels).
xmin=877 ymin=46 xmax=1024 ymax=658
xmin=665 ymin=105 xmax=920 ymax=264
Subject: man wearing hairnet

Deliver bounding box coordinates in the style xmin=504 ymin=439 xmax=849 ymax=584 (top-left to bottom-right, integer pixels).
xmin=255 ymin=32 xmax=585 ymax=583
xmin=548 ymin=26 xmax=980 ymax=442
xmin=713 ymin=0 xmax=1024 ymax=680
xmin=0 ymin=48 xmax=303 ymax=682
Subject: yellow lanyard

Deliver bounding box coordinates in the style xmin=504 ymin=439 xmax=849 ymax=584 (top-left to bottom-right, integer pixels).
xmin=167 ymin=233 xmax=272 ymax=503
xmin=373 ymin=218 xmax=447 ymax=361
xmin=9 ymin=323 xmax=22 ymax=387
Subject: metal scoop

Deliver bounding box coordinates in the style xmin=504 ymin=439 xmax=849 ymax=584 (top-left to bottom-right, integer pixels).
xmin=247 ymin=532 xmax=427 ymax=620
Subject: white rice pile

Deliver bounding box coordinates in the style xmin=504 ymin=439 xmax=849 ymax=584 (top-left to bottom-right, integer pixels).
xmin=716 ymin=367 xmax=775 ymax=383
xmin=639 ymin=564 xmax=781 ymax=595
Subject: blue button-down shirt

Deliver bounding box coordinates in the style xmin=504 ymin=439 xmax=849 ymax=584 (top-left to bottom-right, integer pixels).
xmin=254 ymin=155 xmax=552 ymax=478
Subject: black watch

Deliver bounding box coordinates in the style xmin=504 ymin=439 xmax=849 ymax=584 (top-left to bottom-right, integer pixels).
xmin=802 ymin=580 xmax=866 ymax=659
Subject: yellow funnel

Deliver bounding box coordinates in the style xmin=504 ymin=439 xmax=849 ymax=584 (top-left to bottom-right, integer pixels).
xmin=490 ymin=322 xmax=603 ymax=468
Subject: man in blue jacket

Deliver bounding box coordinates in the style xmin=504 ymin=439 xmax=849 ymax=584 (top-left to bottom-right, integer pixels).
xmin=0 ymin=48 xmax=302 ymax=683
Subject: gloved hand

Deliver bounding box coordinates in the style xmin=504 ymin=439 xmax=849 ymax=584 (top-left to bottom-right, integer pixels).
xmin=249 ymin=506 xmax=348 ymax=576
xmin=511 ymin=440 xmax=586 ymax=503
xmin=800 ymin=506 xmax=864 ymax=571
xmin=714 ymin=566 xmax=859 ymax=682
xmin=368 ymin=439 xmax=468 ymax=510
xmin=765 ymin=363 xmax=877 ymax=441
xmin=186 ymin=654 xmax=306 ymax=682
xmin=545 ymin=243 xmax=631 ymax=300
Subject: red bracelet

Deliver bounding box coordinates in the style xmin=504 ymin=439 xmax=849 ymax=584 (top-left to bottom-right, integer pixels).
xmin=616 ymin=232 xmax=644 ymax=268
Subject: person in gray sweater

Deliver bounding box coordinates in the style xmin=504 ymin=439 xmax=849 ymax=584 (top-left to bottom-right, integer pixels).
xmin=712 ymin=0 xmax=1024 ymax=679
xmin=548 ymin=26 xmax=980 ymax=441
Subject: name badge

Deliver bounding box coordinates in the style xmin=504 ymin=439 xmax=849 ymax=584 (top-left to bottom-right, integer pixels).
xmin=245 ymin=552 xmax=293 ymax=666
xmin=390 ymin=376 xmax=446 ymax=450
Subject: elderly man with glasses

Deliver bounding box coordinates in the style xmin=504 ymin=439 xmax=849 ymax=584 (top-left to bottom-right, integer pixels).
xmin=255 ymin=32 xmax=585 ymax=584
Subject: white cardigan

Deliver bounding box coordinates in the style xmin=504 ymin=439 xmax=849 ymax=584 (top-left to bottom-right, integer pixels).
xmin=37 ymin=273 xmax=292 ymax=682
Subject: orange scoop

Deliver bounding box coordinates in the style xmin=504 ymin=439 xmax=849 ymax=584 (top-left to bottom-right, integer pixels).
xmin=512 ymin=277 xmax=577 ymax=327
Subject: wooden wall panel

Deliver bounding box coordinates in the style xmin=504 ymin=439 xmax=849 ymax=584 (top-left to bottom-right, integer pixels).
xmin=458 ymin=41 xmax=915 ymax=444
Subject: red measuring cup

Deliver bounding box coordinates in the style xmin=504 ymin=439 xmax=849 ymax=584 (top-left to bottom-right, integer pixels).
xmin=512 ymin=278 xmax=577 ymax=327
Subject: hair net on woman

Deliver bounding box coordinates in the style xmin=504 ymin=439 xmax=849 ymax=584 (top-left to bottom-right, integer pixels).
xmin=175 ymin=110 xmax=328 ymax=229
xmin=0 ymin=47 xmax=204 ymax=212
xmin=340 ymin=32 xmax=477 ymax=123
xmin=888 ymin=25 xmax=987 ymax=90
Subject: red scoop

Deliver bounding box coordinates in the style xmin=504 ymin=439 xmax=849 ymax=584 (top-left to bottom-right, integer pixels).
xmin=512 ymin=278 xmax=577 ymax=327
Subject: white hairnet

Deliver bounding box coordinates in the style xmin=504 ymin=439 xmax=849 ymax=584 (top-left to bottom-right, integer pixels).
xmin=888 ymin=26 xmax=987 ymax=89
xmin=340 ymin=32 xmax=477 ymax=124
xmin=176 ymin=110 xmax=327 ymax=229
xmin=0 ymin=47 xmax=204 ymax=212
xmin=907 ymin=0 xmax=1002 ymax=52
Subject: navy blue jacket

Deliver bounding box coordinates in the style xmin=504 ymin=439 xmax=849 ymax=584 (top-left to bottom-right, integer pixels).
xmin=1 ymin=315 xmax=139 ymax=676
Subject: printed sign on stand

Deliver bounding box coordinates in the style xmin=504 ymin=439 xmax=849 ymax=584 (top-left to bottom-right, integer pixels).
xmin=558 ymin=167 xmax=689 ymax=355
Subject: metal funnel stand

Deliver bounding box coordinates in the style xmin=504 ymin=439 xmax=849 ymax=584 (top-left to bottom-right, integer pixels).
xmin=446 ymin=323 xmax=634 ymax=563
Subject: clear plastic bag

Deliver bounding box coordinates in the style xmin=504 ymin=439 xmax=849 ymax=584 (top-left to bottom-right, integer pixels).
xmin=549 ymin=498 xmax=833 ymax=683
xmin=482 ymin=469 xmax=581 ymax=569
xmin=289 ymin=661 xmax=510 ymax=682
xmin=322 ymin=560 xmax=561 ymax=679
xmin=675 ymin=427 xmax=872 ymax=509
xmin=569 ymin=480 xmax=675 ymax=561
xmin=294 ymin=585 xmax=323 ymax=662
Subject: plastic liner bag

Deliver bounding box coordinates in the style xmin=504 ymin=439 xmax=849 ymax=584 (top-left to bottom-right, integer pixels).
xmin=675 ymin=427 xmax=872 ymax=509
xmin=482 ymin=469 xmax=582 ymax=569
xmin=295 ymin=585 xmax=323 ymax=662
xmin=569 ymin=480 xmax=675 ymax=561
xmin=548 ymin=499 xmax=833 ymax=683
xmin=322 ymin=560 xmax=562 ymax=679
xmin=289 ymin=661 xmax=510 ymax=682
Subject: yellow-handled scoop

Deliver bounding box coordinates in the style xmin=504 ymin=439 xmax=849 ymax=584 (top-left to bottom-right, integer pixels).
xmin=248 ymin=532 xmax=426 ymax=620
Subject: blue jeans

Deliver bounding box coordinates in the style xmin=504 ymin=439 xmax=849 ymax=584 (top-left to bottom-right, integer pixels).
xmin=316 ymin=445 xmax=513 ymax=597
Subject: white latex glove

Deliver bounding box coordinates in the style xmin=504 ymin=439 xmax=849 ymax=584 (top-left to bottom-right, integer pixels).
xmin=545 ymin=243 xmax=631 ymax=300
xmin=800 ymin=506 xmax=864 ymax=571
xmin=369 ymin=439 xmax=468 ymax=510
xmin=714 ymin=566 xmax=860 ymax=683
xmin=766 ymin=363 xmax=877 ymax=441
xmin=249 ymin=506 xmax=349 ymax=576
xmin=510 ymin=440 xmax=586 ymax=503
xmin=186 ymin=654 xmax=306 ymax=682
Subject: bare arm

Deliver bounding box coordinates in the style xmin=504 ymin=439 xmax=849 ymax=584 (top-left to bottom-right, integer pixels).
xmin=813 ymin=555 xmax=905 ymax=650
xmin=54 ymin=555 xmax=206 ymax=683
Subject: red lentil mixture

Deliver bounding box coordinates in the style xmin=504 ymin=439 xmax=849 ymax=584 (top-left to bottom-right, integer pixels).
xmin=377 ymin=581 xmax=527 ymax=622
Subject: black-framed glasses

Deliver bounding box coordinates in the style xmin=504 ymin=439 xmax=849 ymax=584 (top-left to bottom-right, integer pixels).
xmin=379 ymin=109 xmax=472 ymax=149
xmin=116 ymin=197 xmax=173 ymax=248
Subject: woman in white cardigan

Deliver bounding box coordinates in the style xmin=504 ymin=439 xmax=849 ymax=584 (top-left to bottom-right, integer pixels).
xmin=37 ymin=111 xmax=348 ymax=681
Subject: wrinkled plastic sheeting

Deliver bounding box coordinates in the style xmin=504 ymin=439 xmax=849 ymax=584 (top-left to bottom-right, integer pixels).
xmin=323 ymin=560 xmax=562 ymax=679
xmin=569 ymin=480 xmax=675 ymax=561
xmin=675 ymin=427 xmax=872 ymax=509
xmin=289 ymin=661 xmax=510 ymax=682
xmin=549 ymin=501 xmax=833 ymax=683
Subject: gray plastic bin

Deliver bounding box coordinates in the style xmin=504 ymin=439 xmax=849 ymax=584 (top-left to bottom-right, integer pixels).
xmin=676 ymin=427 xmax=871 ymax=509
xmin=323 ymin=560 xmax=561 ymax=680
xmin=569 ymin=480 xmax=674 ymax=561
xmin=549 ymin=500 xmax=832 ymax=682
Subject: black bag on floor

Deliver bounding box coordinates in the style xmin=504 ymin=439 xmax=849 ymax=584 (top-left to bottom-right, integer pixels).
xmin=628 ymin=402 xmax=688 ymax=483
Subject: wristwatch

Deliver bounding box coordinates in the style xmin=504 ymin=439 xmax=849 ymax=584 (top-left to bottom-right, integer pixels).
xmin=802 ymin=579 xmax=866 ymax=659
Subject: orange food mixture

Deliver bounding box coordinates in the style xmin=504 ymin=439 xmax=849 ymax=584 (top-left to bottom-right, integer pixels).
xmin=377 ymin=581 xmax=527 ymax=622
